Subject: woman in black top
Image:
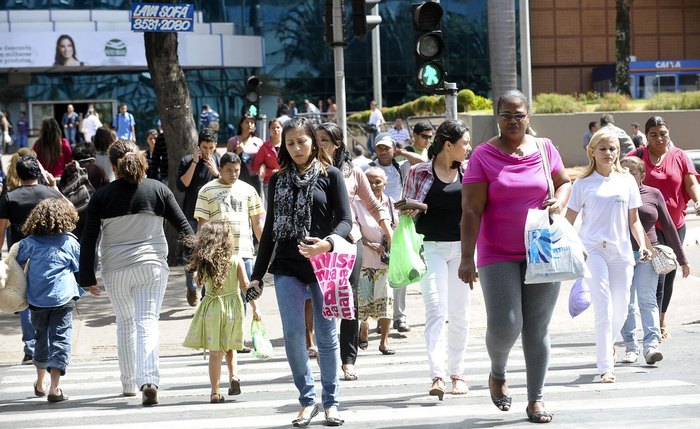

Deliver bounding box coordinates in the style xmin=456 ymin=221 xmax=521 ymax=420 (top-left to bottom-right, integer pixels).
xmin=80 ymin=140 xmax=192 ymax=405
xmin=250 ymin=117 xmax=352 ymax=427
xmin=402 ymin=120 xmax=472 ymax=400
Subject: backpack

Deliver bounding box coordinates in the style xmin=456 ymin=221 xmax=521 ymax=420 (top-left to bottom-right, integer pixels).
xmin=59 ymin=160 xmax=95 ymax=213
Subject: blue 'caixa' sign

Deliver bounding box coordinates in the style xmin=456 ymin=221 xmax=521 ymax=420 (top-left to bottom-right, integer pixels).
xmin=131 ymin=2 xmax=195 ymax=33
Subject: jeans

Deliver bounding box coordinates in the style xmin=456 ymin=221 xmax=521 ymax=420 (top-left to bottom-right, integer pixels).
xmin=103 ymin=263 xmax=169 ymax=392
xmin=15 ymin=135 xmax=28 ymax=148
xmin=621 ymin=256 xmax=661 ymax=354
xmin=20 ymin=308 xmax=36 ymax=356
xmin=185 ymin=219 xmax=198 ymax=292
xmin=419 ymin=241 xmax=471 ymax=379
xmin=65 ymin=127 xmax=76 ymax=146
xmin=274 ymin=274 xmax=340 ymax=409
xmin=586 ymin=244 xmax=634 ymax=374
xmin=31 ymin=303 xmax=74 ymax=375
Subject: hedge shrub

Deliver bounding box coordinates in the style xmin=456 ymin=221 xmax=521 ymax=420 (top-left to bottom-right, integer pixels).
xmin=533 ymin=93 xmax=582 ymax=113
xmin=595 ymin=92 xmax=631 ymax=112
xmin=645 ymin=91 xmax=700 ymax=110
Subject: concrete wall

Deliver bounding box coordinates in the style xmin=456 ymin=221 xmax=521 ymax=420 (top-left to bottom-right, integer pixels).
xmin=465 ymin=111 xmax=700 ymax=168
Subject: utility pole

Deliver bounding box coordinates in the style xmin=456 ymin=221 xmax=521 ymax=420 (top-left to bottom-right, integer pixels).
xmin=370 ymin=4 xmax=382 ymax=108
xmin=331 ymin=0 xmax=348 ymax=144
xmin=443 ymin=82 xmax=458 ymax=120
xmin=519 ymin=0 xmax=532 ymax=102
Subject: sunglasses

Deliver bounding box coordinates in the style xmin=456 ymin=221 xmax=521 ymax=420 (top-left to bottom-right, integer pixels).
xmin=419 ymin=133 xmax=433 ymax=140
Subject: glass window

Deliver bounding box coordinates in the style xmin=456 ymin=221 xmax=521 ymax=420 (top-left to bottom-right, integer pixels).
xmin=679 ymin=74 xmax=700 ymax=92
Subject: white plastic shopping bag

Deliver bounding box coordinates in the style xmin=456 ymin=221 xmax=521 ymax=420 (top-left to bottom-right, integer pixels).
xmin=524 ymin=209 xmax=589 ymax=284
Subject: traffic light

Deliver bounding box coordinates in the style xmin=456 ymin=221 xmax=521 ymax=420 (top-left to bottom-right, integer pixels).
xmin=351 ymin=0 xmax=382 ymax=41
xmin=244 ymin=75 xmax=261 ymax=117
xmin=412 ymin=1 xmax=446 ymax=92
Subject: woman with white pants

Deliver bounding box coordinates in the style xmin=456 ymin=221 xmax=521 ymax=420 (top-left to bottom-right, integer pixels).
xmin=402 ymin=119 xmax=472 ymax=400
xmin=565 ymin=129 xmax=651 ymax=383
xmin=80 ymin=140 xmax=193 ymax=405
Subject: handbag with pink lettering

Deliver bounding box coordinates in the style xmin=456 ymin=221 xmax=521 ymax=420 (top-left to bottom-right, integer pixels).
xmin=309 ymin=234 xmax=357 ymax=320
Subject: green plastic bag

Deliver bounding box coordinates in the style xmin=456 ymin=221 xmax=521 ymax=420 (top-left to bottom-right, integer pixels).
xmin=251 ymin=319 xmax=274 ymax=360
xmin=388 ymin=214 xmax=427 ymax=288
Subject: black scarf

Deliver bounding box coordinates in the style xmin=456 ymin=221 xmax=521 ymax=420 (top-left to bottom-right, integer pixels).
xmin=273 ymin=160 xmax=322 ymax=241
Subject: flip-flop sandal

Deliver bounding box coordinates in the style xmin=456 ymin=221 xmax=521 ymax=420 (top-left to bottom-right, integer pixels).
xmin=228 ymin=377 xmax=241 ymax=395
xmin=359 ymin=340 xmax=369 ymax=350
xmin=379 ymin=346 xmax=395 ymax=355
xmin=47 ymin=389 xmax=69 ymax=403
xmin=526 ymin=406 xmax=554 ymax=423
xmin=342 ymin=365 xmax=358 ymax=381
xmin=210 ymin=392 xmax=225 ymax=403
xmin=34 ymin=382 xmax=46 ymax=397
xmin=307 ymin=347 xmax=318 ymax=359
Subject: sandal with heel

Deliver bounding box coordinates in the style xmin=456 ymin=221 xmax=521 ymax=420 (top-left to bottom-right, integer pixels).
xmin=429 ymin=377 xmax=445 ymax=401
xmin=450 ymin=375 xmax=468 ymax=395
xmin=228 ymin=377 xmax=241 ymax=395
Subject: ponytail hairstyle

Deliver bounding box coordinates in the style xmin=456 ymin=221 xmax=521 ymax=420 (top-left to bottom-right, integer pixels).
xmin=184 ymin=221 xmax=234 ymax=293
xmin=108 ymin=140 xmax=148 ymax=184
xmin=428 ymin=119 xmax=470 ymax=168
xmin=316 ymin=121 xmax=352 ymax=171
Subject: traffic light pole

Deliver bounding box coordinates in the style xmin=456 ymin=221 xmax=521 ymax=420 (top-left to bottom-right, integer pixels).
xmin=331 ymin=0 xmax=348 ymax=144
xmin=443 ymin=82 xmax=458 ymax=121
xmin=370 ymin=4 xmax=382 ymax=108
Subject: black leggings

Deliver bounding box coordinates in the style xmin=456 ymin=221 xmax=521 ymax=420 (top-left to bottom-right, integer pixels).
xmin=655 ymin=224 xmax=686 ymax=313
xmin=340 ymin=240 xmax=363 ymax=365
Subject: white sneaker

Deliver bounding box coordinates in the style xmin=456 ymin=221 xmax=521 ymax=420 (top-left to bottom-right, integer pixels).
xmin=644 ymin=348 xmax=663 ymax=365
xmin=622 ymin=351 xmax=639 ymax=363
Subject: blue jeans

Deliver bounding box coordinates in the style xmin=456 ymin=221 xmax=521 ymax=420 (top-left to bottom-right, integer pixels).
xmin=20 ymin=308 xmax=36 ymax=356
xmin=274 ymin=275 xmax=340 ymax=409
xmin=65 ymin=127 xmax=76 ymax=146
xmin=15 ymin=135 xmax=28 ymax=148
xmin=621 ymin=256 xmax=661 ymax=354
xmin=31 ymin=303 xmax=74 ymax=375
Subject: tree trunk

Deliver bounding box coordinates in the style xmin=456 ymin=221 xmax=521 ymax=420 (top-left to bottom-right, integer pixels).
xmin=487 ymin=0 xmax=518 ymax=105
xmin=144 ymin=14 xmax=198 ymax=264
xmin=615 ymin=0 xmax=632 ymax=96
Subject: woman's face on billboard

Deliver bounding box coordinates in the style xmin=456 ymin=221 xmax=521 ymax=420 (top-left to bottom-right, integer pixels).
xmin=59 ymin=38 xmax=74 ymax=59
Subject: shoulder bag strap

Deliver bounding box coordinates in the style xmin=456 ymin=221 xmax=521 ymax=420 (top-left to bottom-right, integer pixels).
xmin=535 ymin=138 xmax=555 ymax=200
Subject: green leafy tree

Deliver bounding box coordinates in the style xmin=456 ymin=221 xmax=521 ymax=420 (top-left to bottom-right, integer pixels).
xmin=615 ymin=0 xmax=633 ymax=96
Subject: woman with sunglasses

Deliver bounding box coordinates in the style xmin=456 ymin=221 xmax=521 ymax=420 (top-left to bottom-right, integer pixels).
xmin=459 ymin=90 xmax=571 ymax=423
xmin=624 ymin=116 xmax=699 ymax=339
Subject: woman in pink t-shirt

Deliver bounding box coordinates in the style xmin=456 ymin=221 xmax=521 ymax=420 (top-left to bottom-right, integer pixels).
xmin=459 ymin=90 xmax=571 ymax=424
xmin=625 ymin=116 xmax=700 ymax=339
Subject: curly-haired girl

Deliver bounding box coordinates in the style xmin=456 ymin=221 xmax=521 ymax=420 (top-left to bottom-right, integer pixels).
xmin=182 ymin=221 xmax=252 ymax=403
xmin=16 ymin=198 xmax=100 ymax=402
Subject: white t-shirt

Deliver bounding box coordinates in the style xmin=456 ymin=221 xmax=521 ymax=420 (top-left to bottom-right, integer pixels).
xmin=368 ymin=108 xmax=385 ymax=127
xmin=567 ymin=171 xmax=641 ymax=263
xmin=82 ymin=115 xmax=102 ymax=142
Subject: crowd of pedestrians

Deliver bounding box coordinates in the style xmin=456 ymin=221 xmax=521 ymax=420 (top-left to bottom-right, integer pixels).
xmin=0 ymin=91 xmax=698 ymax=427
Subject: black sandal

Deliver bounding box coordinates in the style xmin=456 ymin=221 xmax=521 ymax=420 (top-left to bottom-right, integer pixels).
xmin=489 ymin=374 xmax=511 ymax=411
xmin=526 ymin=406 xmax=553 ymax=423
xmin=228 ymin=377 xmax=241 ymax=396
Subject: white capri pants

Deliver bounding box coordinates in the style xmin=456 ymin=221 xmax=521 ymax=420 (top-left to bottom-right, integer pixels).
xmin=103 ymin=263 xmax=169 ymax=393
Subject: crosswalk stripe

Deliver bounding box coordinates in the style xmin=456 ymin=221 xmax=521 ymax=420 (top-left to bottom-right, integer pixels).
xmin=1 ymin=337 xmax=693 ymax=428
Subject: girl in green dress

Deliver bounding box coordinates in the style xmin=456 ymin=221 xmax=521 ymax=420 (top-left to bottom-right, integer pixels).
xmin=183 ymin=221 xmax=251 ymax=403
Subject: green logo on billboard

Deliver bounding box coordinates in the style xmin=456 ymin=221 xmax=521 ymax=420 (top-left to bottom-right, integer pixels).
xmin=105 ymin=39 xmax=127 ymax=57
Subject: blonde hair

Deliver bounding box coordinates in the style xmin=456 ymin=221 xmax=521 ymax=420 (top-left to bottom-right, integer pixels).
xmin=580 ymin=128 xmax=626 ymax=179
xmin=184 ymin=221 xmax=234 ymax=293
xmin=620 ymin=156 xmax=645 ymax=175
xmin=6 ymin=148 xmax=37 ymax=191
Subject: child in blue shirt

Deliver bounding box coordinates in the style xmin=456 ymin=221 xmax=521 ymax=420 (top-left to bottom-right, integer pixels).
xmin=16 ymin=198 xmax=100 ymax=402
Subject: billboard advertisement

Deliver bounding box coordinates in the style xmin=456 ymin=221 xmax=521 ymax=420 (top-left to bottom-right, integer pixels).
xmin=0 ymin=32 xmax=263 ymax=70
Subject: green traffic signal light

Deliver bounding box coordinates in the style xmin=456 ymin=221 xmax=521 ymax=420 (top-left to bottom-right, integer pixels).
xmin=418 ymin=62 xmax=444 ymax=89
xmin=247 ymin=104 xmax=258 ymax=117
